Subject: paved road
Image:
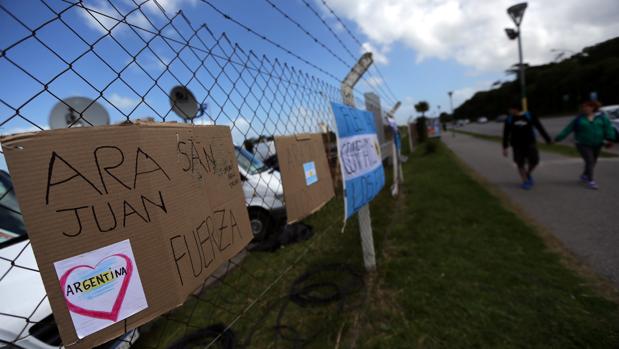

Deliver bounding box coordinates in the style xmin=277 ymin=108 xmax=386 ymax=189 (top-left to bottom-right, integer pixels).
xmin=443 ymin=133 xmax=619 ymax=288
xmin=459 ymin=116 xmax=619 ymax=155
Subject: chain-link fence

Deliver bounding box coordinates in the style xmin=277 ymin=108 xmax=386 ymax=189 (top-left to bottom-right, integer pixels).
xmin=0 ymin=1 xmax=397 ymax=348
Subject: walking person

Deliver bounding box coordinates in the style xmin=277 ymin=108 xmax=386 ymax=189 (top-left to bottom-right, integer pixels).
xmin=502 ymin=102 xmax=552 ymax=189
xmin=554 ymin=101 xmax=616 ymax=190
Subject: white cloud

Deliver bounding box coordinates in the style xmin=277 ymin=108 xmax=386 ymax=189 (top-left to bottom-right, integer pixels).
xmin=393 ymin=96 xmax=416 ymax=123
xmin=449 ymin=79 xmax=493 ymax=107
xmin=452 ymin=87 xmax=475 ymax=105
xmin=0 ymin=124 xmax=48 ymax=136
xmin=195 ymin=117 xmax=215 ymax=126
xmin=108 ymin=93 xmax=139 ymax=110
xmin=333 ymin=21 xmax=346 ymax=33
xmin=143 ymin=0 xmax=198 ymax=14
xmin=78 ymin=1 xmax=119 ymax=34
xmin=325 ymin=0 xmax=619 ymax=72
xmin=361 ymin=42 xmax=390 ymax=65
xmin=79 ymin=0 xmax=197 ymax=35
xmin=364 ymin=76 xmax=383 ymax=87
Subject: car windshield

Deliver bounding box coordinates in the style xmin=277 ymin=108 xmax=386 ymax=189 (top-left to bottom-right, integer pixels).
xmin=235 ymin=147 xmax=268 ymax=175
xmin=0 ymin=170 xmax=27 ymax=247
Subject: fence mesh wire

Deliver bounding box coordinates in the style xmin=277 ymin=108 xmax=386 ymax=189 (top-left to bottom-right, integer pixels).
xmin=0 ymin=0 xmax=394 ymax=348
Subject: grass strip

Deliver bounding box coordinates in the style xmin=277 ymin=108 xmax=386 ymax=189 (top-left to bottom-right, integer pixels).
xmin=454 ymin=129 xmax=618 ymax=158
xmin=135 ymin=139 xmax=618 ymax=349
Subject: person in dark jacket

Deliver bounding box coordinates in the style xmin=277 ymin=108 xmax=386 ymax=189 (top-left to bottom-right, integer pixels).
xmin=555 ymin=100 xmax=616 ymax=190
xmin=502 ymin=102 xmax=552 ymax=189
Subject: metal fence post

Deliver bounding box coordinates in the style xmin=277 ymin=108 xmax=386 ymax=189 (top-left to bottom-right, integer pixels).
xmin=391 ymin=140 xmax=400 ymax=197
xmin=407 ymin=122 xmax=415 ymax=153
xmin=341 ymin=53 xmax=376 ymax=271
xmin=387 ymin=102 xmax=402 ymax=197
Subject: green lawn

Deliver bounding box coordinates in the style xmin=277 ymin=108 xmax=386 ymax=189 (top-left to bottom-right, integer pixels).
xmin=135 ymin=139 xmax=619 ymax=349
xmin=454 ymin=129 xmax=618 ymax=158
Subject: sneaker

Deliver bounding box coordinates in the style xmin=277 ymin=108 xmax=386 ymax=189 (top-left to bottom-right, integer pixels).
xmin=526 ymin=175 xmax=534 ymax=186
xmin=580 ymin=175 xmax=589 ymax=183
xmin=520 ymin=181 xmax=532 ymax=190
xmin=587 ymin=181 xmax=599 ymax=190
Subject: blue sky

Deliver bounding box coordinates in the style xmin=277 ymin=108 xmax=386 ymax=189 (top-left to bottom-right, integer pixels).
xmin=1 ymin=0 xmax=618 ymax=151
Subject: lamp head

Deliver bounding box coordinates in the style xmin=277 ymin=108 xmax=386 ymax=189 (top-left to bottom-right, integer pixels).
xmin=505 ymin=28 xmax=519 ymax=40
xmin=507 ymin=2 xmax=527 ymax=26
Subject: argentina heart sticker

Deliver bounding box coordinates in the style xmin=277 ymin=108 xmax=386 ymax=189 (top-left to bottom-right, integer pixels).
xmin=53 ymin=239 xmax=148 ymax=338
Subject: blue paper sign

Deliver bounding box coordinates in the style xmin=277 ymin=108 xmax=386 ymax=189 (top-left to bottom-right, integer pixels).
xmin=331 ymin=102 xmax=385 ymax=220
xmin=386 ymin=117 xmax=401 ymax=151
xmin=303 ymin=161 xmax=318 ymax=186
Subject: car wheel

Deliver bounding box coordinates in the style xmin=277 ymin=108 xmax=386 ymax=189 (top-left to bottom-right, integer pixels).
xmin=248 ymin=208 xmax=272 ymax=241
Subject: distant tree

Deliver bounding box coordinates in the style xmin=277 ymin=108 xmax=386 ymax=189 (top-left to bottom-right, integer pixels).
xmin=414 ymin=101 xmax=430 ymax=117
xmin=439 ymin=112 xmax=451 ymax=123
xmin=415 ymin=116 xmax=428 ymax=144
xmin=455 ymin=37 xmax=619 ymax=119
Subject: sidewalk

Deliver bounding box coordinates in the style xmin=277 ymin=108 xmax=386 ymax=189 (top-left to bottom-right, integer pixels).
xmin=443 ymin=133 xmax=619 ymax=288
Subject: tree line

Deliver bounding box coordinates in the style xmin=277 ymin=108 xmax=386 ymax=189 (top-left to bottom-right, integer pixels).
xmin=454 ymin=36 xmax=619 ymax=120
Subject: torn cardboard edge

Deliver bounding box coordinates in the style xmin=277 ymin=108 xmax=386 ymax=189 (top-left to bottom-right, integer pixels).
xmin=1 ymin=123 xmax=253 ymax=348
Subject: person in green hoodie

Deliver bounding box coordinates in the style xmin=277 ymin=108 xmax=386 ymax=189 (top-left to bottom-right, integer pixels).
xmin=555 ymin=101 xmax=616 ymax=189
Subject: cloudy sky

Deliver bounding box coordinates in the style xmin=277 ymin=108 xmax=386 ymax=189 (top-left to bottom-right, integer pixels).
xmin=1 ymin=0 xmax=618 ymax=145
xmin=326 ymin=0 xmax=619 ymax=117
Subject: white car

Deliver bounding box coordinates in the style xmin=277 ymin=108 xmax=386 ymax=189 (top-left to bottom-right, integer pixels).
xmin=601 ymin=104 xmax=619 ymax=119
xmin=477 ymin=117 xmax=488 ymax=123
xmin=600 ymin=105 xmax=619 ymax=142
xmin=0 ymin=171 xmax=139 ymax=349
xmin=234 ymin=147 xmax=286 ymax=240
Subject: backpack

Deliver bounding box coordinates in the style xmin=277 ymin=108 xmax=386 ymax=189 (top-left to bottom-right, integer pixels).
xmin=506 ymin=112 xmax=531 ymax=125
xmin=573 ymin=112 xmax=604 ymax=133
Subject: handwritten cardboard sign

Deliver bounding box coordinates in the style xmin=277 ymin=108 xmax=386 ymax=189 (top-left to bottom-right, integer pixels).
xmin=1 ymin=123 xmax=252 ymax=348
xmin=274 ymin=133 xmax=334 ymax=223
xmin=330 ymin=102 xmax=385 ymax=220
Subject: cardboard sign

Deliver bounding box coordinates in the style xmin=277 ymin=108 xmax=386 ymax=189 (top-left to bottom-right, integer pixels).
xmin=1 ymin=123 xmax=252 ymax=348
xmin=330 ymin=102 xmax=385 ymax=220
xmin=54 ymin=239 xmax=147 ymax=338
xmin=427 ymin=117 xmax=442 ymax=138
xmin=274 ymin=133 xmax=334 ymax=224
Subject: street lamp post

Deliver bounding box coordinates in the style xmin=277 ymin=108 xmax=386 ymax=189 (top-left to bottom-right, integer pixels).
xmin=448 ymin=91 xmax=455 ymax=136
xmin=505 ymin=2 xmax=528 ymax=112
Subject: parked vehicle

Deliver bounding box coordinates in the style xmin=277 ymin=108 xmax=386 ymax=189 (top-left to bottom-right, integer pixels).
xmin=597 ymin=105 xmax=619 ymax=142
xmin=234 ymin=147 xmax=286 ymax=241
xmin=601 ymin=104 xmax=619 ymax=119
xmin=477 ymin=117 xmax=488 ymax=123
xmin=252 ymin=139 xmax=279 ymax=171
xmin=495 ymin=114 xmax=508 ymax=123
xmin=0 ymin=171 xmax=139 ymax=349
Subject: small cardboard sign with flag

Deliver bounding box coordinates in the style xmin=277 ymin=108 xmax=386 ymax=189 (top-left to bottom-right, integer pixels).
xmin=274 ymin=133 xmax=334 ymax=224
